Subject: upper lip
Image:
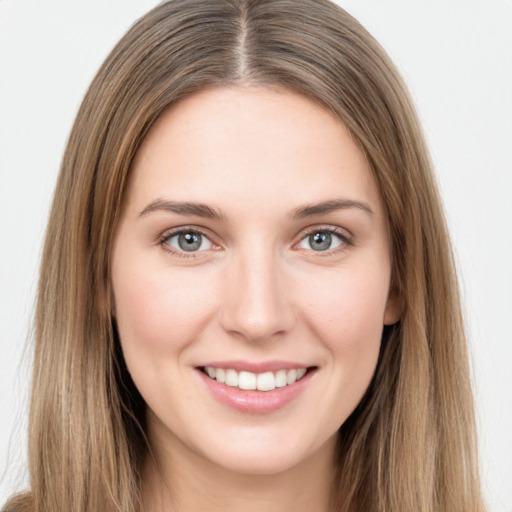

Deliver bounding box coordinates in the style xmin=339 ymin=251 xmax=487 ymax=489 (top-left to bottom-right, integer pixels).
xmin=197 ymin=360 xmax=316 ymax=373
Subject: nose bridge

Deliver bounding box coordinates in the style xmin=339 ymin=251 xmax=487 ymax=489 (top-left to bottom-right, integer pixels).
xmin=219 ymin=240 xmax=294 ymax=342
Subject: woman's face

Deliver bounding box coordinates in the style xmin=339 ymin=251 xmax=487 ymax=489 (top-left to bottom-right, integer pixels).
xmin=111 ymin=86 xmax=399 ymax=476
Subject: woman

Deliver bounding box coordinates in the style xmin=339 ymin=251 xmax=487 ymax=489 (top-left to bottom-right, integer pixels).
xmin=3 ymin=0 xmax=487 ymax=510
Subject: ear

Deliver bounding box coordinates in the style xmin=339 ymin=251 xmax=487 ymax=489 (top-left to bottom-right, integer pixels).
xmin=384 ymin=283 xmax=402 ymax=326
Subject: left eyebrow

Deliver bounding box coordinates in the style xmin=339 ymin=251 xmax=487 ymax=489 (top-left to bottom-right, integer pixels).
xmin=290 ymin=198 xmax=374 ymax=219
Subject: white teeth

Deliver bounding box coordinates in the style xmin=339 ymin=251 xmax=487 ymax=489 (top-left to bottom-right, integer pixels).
xmin=275 ymin=369 xmax=287 ymax=388
xmin=216 ymin=368 xmax=225 ymax=384
xmin=257 ymin=372 xmax=276 ymax=391
xmin=225 ymin=369 xmax=238 ymax=387
xmin=297 ymin=368 xmax=307 ymax=379
xmin=286 ymin=369 xmax=297 ymax=385
xmin=238 ymin=371 xmax=257 ymax=390
xmin=204 ymin=366 xmax=310 ymax=392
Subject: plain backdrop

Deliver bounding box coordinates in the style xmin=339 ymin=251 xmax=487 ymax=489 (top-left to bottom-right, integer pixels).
xmin=1 ymin=0 xmax=511 ymax=510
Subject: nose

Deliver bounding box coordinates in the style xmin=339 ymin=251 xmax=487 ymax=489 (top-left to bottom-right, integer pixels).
xmin=218 ymin=245 xmax=296 ymax=343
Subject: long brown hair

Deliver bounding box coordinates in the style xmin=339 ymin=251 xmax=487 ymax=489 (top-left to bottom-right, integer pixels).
xmin=5 ymin=1 xmax=486 ymax=510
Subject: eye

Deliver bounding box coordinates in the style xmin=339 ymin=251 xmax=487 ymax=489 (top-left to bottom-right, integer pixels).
xmin=297 ymin=230 xmax=345 ymax=252
xmin=164 ymin=230 xmax=213 ymax=252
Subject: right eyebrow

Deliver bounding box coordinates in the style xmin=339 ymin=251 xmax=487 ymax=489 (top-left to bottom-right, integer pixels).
xmin=138 ymin=199 xmax=225 ymax=221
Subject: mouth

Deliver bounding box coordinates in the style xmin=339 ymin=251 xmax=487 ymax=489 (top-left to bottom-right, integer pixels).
xmin=200 ymin=366 xmax=315 ymax=392
xmin=196 ymin=363 xmax=318 ymax=413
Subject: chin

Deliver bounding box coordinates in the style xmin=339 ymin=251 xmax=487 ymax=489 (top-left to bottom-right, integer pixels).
xmin=197 ymin=427 xmax=335 ymax=476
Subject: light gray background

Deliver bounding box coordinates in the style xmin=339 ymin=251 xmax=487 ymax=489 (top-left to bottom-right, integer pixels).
xmin=1 ymin=0 xmax=511 ymax=509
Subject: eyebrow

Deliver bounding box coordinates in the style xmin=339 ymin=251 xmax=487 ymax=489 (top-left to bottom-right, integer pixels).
xmin=138 ymin=197 xmax=373 ymax=221
xmin=139 ymin=199 xmax=225 ymax=220
xmin=290 ymin=198 xmax=373 ymax=219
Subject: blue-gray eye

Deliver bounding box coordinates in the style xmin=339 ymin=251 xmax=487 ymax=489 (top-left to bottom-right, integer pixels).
xmin=167 ymin=231 xmax=213 ymax=252
xmin=298 ymin=231 xmax=343 ymax=251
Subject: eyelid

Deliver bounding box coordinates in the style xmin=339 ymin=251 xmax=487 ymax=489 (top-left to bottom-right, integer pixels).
xmin=156 ymin=224 xmax=353 ymax=258
xmin=294 ymin=225 xmax=354 ymax=253
xmin=158 ymin=225 xmax=221 ymax=258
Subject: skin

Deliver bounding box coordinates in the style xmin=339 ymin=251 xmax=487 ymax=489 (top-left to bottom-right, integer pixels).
xmin=111 ymin=86 xmax=400 ymax=512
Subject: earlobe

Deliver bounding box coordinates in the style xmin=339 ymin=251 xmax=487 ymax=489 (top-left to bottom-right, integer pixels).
xmin=384 ymin=287 xmax=402 ymax=326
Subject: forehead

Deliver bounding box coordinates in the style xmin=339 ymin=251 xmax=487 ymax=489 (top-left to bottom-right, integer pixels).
xmin=125 ymin=86 xmax=382 ymax=216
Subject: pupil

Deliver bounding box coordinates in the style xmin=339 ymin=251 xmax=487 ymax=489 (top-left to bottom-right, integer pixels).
xmin=178 ymin=232 xmax=201 ymax=251
xmin=310 ymin=232 xmax=331 ymax=251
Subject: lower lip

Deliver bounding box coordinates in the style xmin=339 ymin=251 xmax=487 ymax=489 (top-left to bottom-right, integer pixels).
xmin=197 ymin=368 xmax=316 ymax=414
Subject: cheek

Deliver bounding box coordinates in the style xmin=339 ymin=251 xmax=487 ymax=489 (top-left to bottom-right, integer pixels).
xmin=112 ymin=259 xmax=217 ymax=355
xmin=111 ymin=259 xmax=220 ymax=414
xmin=300 ymin=264 xmax=389 ymax=363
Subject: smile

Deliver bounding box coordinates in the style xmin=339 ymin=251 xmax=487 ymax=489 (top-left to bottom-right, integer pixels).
xmin=203 ymin=366 xmax=308 ymax=391
xmin=197 ymin=364 xmax=317 ymax=413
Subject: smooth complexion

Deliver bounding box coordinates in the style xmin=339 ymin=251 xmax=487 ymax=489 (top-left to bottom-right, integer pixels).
xmin=111 ymin=87 xmax=400 ymax=512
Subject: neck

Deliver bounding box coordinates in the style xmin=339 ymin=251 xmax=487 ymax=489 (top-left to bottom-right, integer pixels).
xmin=141 ymin=424 xmax=337 ymax=512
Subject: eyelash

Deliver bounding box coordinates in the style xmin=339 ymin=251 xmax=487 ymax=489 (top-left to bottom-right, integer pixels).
xmin=297 ymin=226 xmax=353 ymax=255
xmin=158 ymin=225 xmax=353 ymax=259
xmin=158 ymin=226 xmax=216 ymax=259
